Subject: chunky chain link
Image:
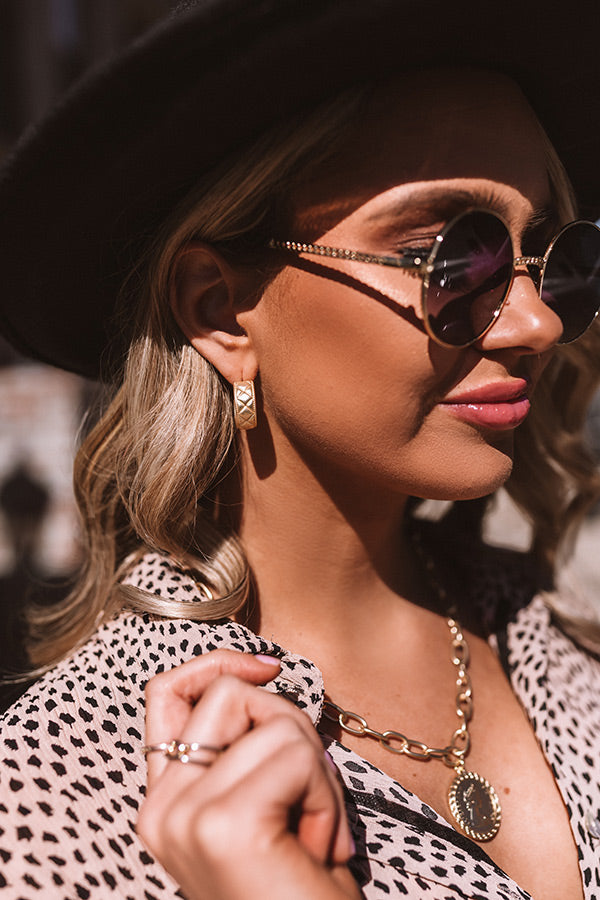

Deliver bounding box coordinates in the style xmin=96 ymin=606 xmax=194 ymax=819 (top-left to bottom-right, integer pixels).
xmin=323 ymin=615 xmax=472 ymax=769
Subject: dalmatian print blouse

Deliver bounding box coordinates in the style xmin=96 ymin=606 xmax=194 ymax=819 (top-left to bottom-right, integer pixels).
xmin=1 ymin=548 xmax=600 ymax=899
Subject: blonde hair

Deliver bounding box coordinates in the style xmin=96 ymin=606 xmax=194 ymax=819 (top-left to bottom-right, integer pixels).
xmin=507 ymin=128 xmax=600 ymax=572
xmin=26 ymin=87 xmax=600 ymax=668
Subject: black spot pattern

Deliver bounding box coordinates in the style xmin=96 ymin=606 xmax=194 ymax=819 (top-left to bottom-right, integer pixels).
xmin=0 ymin=552 xmax=598 ymax=898
xmin=506 ymin=596 xmax=600 ymax=897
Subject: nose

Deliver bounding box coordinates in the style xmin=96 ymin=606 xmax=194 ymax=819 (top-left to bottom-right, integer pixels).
xmin=477 ymin=267 xmax=563 ymax=355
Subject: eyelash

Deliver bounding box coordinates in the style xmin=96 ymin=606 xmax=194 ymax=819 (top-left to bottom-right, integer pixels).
xmin=393 ymin=215 xmax=558 ymax=259
xmin=391 ymin=236 xmax=440 ymax=259
xmin=394 ymin=247 xmax=435 ymax=268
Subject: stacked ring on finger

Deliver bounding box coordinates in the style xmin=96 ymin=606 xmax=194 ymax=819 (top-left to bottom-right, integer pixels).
xmin=143 ymin=739 xmax=224 ymax=766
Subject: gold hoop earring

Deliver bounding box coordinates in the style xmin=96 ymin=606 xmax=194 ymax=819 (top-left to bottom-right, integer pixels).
xmin=233 ymin=380 xmax=257 ymax=430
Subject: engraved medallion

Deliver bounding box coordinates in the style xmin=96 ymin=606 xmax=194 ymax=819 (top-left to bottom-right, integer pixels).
xmin=448 ymin=769 xmax=501 ymax=842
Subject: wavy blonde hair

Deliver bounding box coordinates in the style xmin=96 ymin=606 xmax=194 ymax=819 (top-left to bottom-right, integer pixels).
xmin=502 ymin=133 xmax=600 ymax=571
xmin=26 ymin=87 xmax=600 ymax=668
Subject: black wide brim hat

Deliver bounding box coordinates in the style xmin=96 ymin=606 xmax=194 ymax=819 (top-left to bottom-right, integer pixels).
xmin=1 ymin=0 xmax=599 ymax=379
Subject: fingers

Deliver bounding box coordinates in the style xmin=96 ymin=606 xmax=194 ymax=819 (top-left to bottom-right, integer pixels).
xmin=194 ymin=738 xmax=351 ymax=863
xmin=148 ymin=672 xmax=330 ymax=812
xmin=153 ymin=714 xmax=352 ymax=864
xmin=141 ymin=647 xmax=355 ymax=891
xmin=138 ymin=729 xmax=355 ymax=900
xmin=144 ymin=649 xmax=281 ymax=782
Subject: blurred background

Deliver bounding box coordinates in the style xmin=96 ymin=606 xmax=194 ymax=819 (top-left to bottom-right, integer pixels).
xmin=1 ymin=2 xmax=600 ymax=712
xmin=0 ymin=0 xmax=171 ymax=707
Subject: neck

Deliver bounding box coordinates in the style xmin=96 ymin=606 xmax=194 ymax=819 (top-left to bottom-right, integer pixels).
xmin=228 ymin=427 xmax=431 ymax=657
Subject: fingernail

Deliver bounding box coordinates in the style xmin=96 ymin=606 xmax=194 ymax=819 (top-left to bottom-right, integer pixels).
xmin=254 ymin=654 xmax=281 ymax=666
xmin=324 ymin=750 xmax=338 ymax=773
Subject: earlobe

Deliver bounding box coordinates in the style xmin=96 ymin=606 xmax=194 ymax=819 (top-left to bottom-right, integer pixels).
xmin=169 ymin=243 xmax=259 ymax=383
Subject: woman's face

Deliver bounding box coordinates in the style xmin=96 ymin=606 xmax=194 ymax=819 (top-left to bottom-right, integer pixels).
xmin=242 ymin=71 xmax=564 ymax=502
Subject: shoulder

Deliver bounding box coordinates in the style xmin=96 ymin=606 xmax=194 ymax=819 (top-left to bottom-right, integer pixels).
xmin=1 ymin=607 xmax=270 ymax=736
xmin=0 ymin=566 xmax=326 ymax=899
xmin=0 ymin=610 xmax=263 ymax=898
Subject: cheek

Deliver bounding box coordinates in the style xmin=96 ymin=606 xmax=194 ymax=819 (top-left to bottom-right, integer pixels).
xmin=250 ymin=272 xmax=516 ymax=500
xmin=253 ymin=271 xmax=431 ymax=454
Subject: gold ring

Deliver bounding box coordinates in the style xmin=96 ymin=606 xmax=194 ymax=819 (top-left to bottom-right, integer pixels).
xmin=143 ymin=739 xmax=223 ymax=765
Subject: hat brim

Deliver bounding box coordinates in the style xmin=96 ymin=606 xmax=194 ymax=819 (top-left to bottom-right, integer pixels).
xmin=1 ymin=0 xmax=598 ymax=378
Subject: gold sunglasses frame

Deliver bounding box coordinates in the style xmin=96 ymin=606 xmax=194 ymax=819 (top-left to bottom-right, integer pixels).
xmin=269 ymin=208 xmax=600 ymax=348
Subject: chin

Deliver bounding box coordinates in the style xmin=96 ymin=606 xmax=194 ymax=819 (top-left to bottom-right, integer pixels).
xmin=412 ymin=445 xmax=514 ymax=503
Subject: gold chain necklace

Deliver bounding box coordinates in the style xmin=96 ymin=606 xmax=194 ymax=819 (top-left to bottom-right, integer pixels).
xmin=323 ymin=547 xmax=502 ymax=842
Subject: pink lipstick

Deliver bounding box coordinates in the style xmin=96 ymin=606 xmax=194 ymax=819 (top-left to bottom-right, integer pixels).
xmin=440 ymin=379 xmax=530 ymax=430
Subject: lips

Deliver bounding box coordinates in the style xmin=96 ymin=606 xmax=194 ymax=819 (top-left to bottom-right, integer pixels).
xmin=440 ymin=379 xmax=531 ymax=430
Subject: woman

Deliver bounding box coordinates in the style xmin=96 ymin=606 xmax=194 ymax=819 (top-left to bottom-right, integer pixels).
xmin=1 ymin=2 xmax=600 ymax=898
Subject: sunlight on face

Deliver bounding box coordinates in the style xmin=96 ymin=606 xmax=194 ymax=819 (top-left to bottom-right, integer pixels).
xmin=244 ymin=71 xmax=561 ymax=504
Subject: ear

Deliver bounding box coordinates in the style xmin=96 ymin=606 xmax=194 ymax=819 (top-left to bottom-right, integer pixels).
xmin=169 ymin=243 xmax=259 ymax=384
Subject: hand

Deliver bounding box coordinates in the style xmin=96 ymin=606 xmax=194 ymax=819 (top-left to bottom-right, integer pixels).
xmin=137 ymin=650 xmax=361 ymax=900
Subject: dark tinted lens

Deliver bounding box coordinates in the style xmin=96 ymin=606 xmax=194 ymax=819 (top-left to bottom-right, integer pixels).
xmin=542 ymin=221 xmax=600 ymax=343
xmin=424 ymin=211 xmax=513 ymax=346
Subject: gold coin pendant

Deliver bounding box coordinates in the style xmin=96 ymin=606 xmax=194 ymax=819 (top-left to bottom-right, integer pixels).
xmin=448 ymin=769 xmax=502 ymax=842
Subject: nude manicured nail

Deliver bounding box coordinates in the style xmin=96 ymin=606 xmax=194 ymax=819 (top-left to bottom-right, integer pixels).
xmin=324 ymin=749 xmax=338 ymax=772
xmin=254 ymin=654 xmax=281 ymax=665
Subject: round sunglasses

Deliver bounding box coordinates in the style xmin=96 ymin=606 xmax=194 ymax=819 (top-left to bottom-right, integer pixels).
xmin=269 ymin=209 xmax=600 ymax=348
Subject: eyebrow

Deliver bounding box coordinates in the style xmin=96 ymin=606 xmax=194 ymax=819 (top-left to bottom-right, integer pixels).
xmin=366 ymin=187 xmax=555 ymax=234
